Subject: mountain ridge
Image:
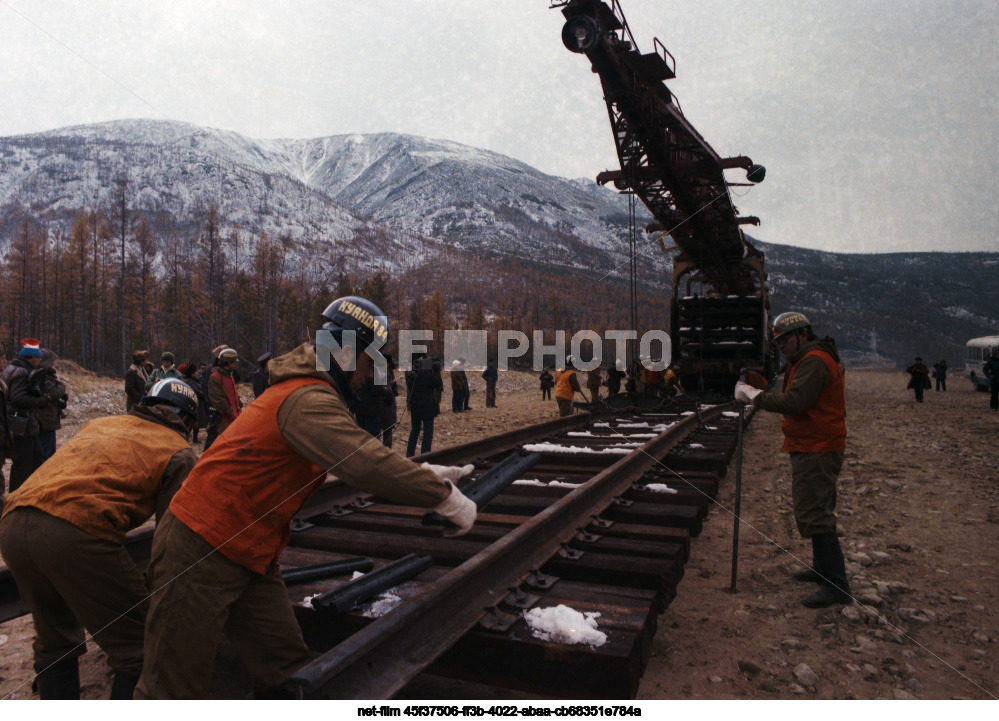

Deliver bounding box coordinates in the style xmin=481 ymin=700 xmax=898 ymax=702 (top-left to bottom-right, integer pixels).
xmin=1 ymin=119 xmax=996 ymax=369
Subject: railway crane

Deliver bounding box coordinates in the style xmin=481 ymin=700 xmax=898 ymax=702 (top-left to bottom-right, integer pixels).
xmin=554 ymin=0 xmax=772 ymax=391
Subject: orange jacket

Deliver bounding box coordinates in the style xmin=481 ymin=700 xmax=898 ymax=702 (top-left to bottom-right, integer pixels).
xmin=169 ymin=376 xmax=327 ymax=574
xmin=554 ymin=369 xmax=578 ymax=401
xmin=2 ymin=410 xmax=194 ymax=544
xmin=780 ymin=350 xmax=846 ymax=453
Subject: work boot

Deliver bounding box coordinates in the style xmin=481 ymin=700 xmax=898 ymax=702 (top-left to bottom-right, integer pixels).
xmin=802 ymin=532 xmax=852 ymax=608
xmin=109 ymin=670 xmax=141 ymax=700
xmin=35 ymin=657 xmax=80 ymax=700
xmin=791 ymin=566 xmax=823 ymax=584
xmin=791 ymin=536 xmax=823 ymax=583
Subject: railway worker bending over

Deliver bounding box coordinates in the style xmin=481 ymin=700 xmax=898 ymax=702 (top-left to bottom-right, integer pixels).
xmin=734 ymin=311 xmax=852 ymax=609
xmin=0 ymin=379 xmax=199 ymax=699
xmin=135 ymin=296 xmax=477 ymax=699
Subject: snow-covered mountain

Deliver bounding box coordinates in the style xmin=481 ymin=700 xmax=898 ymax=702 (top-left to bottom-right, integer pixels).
xmin=0 ymin=119 xmax=656 ymax=274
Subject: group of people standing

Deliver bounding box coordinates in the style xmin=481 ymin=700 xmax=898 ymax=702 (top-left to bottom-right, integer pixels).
xmin=539 ymin=359 xmax=682 ymax=417
xmin=124 ymin=346 xmax=275 ymax=450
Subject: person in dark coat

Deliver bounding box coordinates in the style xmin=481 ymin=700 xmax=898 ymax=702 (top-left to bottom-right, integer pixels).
xmin=353 ymin=378 xmax=384 ymax=438
xmin=539 ymin=368 xmax=554 ymax=401
xmin=606 ymin=362 xmax=624 ymax=396
xmin=407 ymin=354 xmax=443 ymax=457
xmin=379 ymin=355 xmax=399 ymax=448
xmin=125 ymin=350 xmax=150 ymax=411
xmin=0 ymin=346 xmax=12 ymax=502
xmin=932 ymin=359 xmax=948 ymax=392
xmin=251 ymin=352 xmax=272 ymax=399
xmin=983 ymin=349 xmax=999 ymax=411
xmin=0 ymin=340 xmax=49 ymax=492
xmin=905 ymin=357 xmax=931 ymax=403
xmin=181 ymin=362 xmax=208 ymax=443
xmin=482 ymin=362 xmax=498 ymax=408
xmin=35 ymin=349 xmax=68 ymax=462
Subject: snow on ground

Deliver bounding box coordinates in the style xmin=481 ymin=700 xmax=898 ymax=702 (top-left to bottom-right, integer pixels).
xmin=523 ymin=605 xmax=606 ymax=647
xmin=522 ymin=443 xmax=632 ymax=455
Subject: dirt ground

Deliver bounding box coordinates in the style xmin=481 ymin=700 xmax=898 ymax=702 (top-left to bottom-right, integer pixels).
xmin=0 ymin=366 xmax=996 ymax=701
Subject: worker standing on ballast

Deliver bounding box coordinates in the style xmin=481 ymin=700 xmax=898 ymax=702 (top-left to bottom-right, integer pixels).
xmin=554 ymin=356 xmax=589 ymax=417
xmin=135 ymin=296 xmax=478 ymax=699
xmin=735 ymin=311 xmax=851 ymax=608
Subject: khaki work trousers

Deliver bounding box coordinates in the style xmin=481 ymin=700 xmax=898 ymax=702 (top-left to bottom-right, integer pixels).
xmin=789 ymin=451 xmax=844 ymax=538
xmin=0 ymin=507 xmax=148 ymax=674
xmin=135 ymin=510 xmax=311 ymax=699
xmin=556 ymin=397 xmax=574 ymax=417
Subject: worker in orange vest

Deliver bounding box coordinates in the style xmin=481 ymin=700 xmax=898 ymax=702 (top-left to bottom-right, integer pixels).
xmin=135 ymin=296 xmax=478 ymax=699
xmin=735 ymin=311 xmax=850 ymax=609
xmin=554 ymin=356 xmax=590 ymax=417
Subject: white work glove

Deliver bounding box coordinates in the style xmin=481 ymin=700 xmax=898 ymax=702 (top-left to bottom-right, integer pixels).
xmin=431 ymin=481 xmax=477 ymax=536
xmin=421 ymin=462 xmax=475 ymax=483
xmin=734 ymin=381 xmax=763 ymax=404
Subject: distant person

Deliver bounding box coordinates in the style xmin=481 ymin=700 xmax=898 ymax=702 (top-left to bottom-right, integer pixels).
xmin=983 ymin=349 xmax=999 ymax=411
xmin=482 ymin=361 xmax=498 ymax=408
xmin=0 ymin=344 xmax=11 ymax=501
xmin=461 ymin=360 xmax=471 ymax=411
xmin=181 ymin=362 xmax=208 ymax=444
xmin=905 ymin=357 xmax=931 ymax=403
xmin=125 ymin=350 xmax=150 ymax=411
xmin=606 ymin=361 xmax=624 ymax=396
xmin=407 ymin=353 xmax=443 ymax=457
xmin=735 ymin=312 xmax=851 ymax=608
xmin=932 ymin=359 xmax=948 ymax=392
xmin=380 ymin=355 xmax=399 ymax=448
xmin=205 ymin=348 xmax=242 ymax=449
xmin=1 ymin=339 xmax=48 ymax=492
xmin=0 ymin=378 xmax=198 ymax=699
xmin=35 ymin=348 xmax=68 ymax=462
xmin=539 ymin=367 xmax=554 ymax=401
xmin=145 ymin=352 xmax=182 ymax=390
xmin=252 ymin=352 xmax=272 ymax=399
xmin=450 ymin=360 xmax=467 ymax=414
xmin=586 ymin=366 xmax=603 ymax=402
xmin=554 ymin=356 xmax=589 ymax=417
xmin=354 ymin=376 xmax=388 ymax=439
xmin=663 ymin=363 xmax=686 ymax=397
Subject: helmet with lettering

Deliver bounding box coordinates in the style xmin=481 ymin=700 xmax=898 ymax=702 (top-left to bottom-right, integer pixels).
xmin=770 ymin=311 xmax=811 ymax=342
xmin=320 ymin=296 xmax=390 ymax=351
xmin=140 ymin=378 xmax=200 ymax=422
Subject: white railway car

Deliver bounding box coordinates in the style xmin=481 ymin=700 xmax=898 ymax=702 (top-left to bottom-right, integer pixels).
xmin=966 ymin=335 xmax=999 ymax=391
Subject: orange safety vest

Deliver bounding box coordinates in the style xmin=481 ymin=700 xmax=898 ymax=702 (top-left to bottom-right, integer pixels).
xmin=554 ymin=369 xmax=577 ymax=401
xmin=2 ymin=415 xmax=189 ymax=544
xmin=780 ymin=350 xmax=846 ymax=453
xmin=211 ymin=370 xmax=242 ymax=422
xmin=169 ymin=376 xmax=328 ymax=574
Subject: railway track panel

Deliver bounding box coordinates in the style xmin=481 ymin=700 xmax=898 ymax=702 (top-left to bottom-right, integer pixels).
xmin=0 ymin=401 xmax=754 ymax=698
xmin=282 ymin=401 xmax=754 ymax=699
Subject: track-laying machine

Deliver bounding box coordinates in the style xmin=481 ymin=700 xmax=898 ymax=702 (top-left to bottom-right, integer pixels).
xmin=554 ymin=0 xmax=772 ymax=391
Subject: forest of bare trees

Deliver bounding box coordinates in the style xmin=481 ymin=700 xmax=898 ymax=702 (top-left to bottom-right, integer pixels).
xmin=0 ymin=185 xmax=670 ymax=375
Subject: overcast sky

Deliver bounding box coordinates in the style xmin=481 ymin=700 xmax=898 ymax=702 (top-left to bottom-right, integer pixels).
xmin=1 ymin=0 xmax=996 ymax=253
